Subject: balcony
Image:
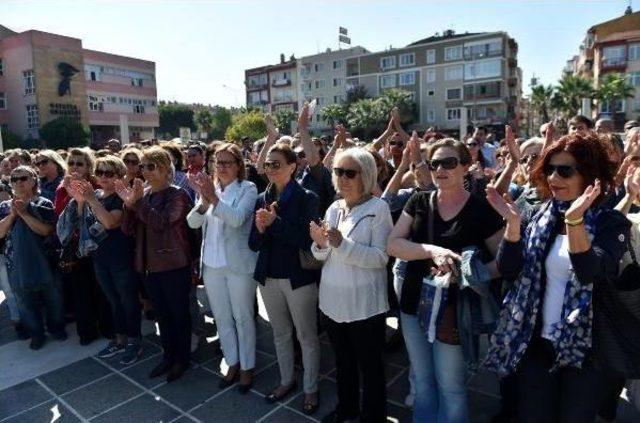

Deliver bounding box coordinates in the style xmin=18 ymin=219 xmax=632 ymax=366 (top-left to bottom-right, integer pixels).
xmin=601 ymin=57 xmax=626 ymax=71
xmin=464 ymin=48 xmax=503 ymax=61
xmin=508 ymin=57 xmax=517 ymax=68
xmin=246 ymin=81 xmax=268 ymax=91
xmin=508 ymin=77 xmax=517 ymax=87
xmin=272 ymin=79 xmax=291 ymax=87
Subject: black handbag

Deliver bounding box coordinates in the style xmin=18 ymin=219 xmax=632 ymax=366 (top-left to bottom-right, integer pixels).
xmin=593 ymin=234 xmax=640 ymax=378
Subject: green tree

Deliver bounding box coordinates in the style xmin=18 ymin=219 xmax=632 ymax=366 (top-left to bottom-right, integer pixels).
xmin=194 ymin=108 xmax=214 ymax=139
xmin=346 ymin=88 xmax=417 ymax=140
xmin=39 ymin=118 xmax=89 ymax=149
xmin=210 ymin=107 xmax=233 ymax=140
xmin=552 ymin=75 xmax=594 ymax=119
xmin=275 ymin=109 xmax=297 ymax=135
xmin=345 ymin=84 xmax=369 ymax=107
xmin=530 ymin=84 xmax=554 ymax=123
xmin=224 ymin=111 xmax=267 ymax=142
xmin=596 ymin=73 xmax=635 ymax=117
xmin=0 ymin=127 xmax=24 ymax=150
xmin=158 ymin=103 xmax=195 ymax=138
xmin=321 ymin=104 xmax=348 ymax=128
xmin=377 ymin=88 xmax=417 ymax=125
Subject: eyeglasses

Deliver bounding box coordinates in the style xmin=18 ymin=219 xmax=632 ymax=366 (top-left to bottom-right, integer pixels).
xmin=264 ymin=161 xmax=282 ymax=171
xmin=95 ymin=169 xmax=116 ymax=178
xmin=465 ymin=142 xmax=479 ymax=148
xmin=519 ymin=154 xmax=539 ymax=165
xmin=10 ymin=175 xmax=31 ymax=183
xmin=123 ymin=158 xmax=140 ymax=166
xmin=68 ymin=161 xmax=85 ymax=168
xmin=389 ymin=141 xmax=404 ymax=147
xmin=428 ymin=157 xmax=459 ymax=171
xmin=333 ymin=167 xmax=359 ymax=179
xmin=543 ymin=164 xmax=577 ymax=178
xmin=215 ymin=160 xmax=236 ymax=168
xmin=140 ymin=163 xmax=157 ymax=172
xmin=35 ymin=159 xmax=50 ymax=167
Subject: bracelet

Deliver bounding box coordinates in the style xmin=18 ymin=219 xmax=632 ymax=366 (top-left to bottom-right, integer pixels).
xmin=564 ymin=216 xmax=584 ymax=226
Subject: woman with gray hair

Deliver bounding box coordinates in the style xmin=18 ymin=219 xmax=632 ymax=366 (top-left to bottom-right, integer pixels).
xmin=310 ymin=148 xmax=393 ymax=422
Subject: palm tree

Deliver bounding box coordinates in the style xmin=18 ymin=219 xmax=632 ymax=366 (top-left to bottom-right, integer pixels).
xmin=596 ymin=74 xmax=635 ymax=117
xmin=552 ymin=75 xmax=594 ymax=119
xmin=530 ymin=84 xmax=554 ymax=123
xmin=321 ymin=104 xmax=348 ymax=128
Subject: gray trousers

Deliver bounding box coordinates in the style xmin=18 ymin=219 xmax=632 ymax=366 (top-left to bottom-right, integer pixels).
xmin=259 ymin=278 xmax=320 ymax=393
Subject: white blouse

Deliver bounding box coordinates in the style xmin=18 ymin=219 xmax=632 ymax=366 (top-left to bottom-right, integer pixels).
xmin=202 ymin=180 xmax=239 ymax=269
xmin=312 ymin=196 xmax=393 ymax=323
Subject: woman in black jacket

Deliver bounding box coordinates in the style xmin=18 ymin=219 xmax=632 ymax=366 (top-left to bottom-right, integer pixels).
xmin=248 ymin=142 xmax=321 ymax=415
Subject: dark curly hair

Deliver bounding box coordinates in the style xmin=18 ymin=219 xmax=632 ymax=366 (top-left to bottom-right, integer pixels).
xmin=531 ymin=133 xmax=616 ymax=203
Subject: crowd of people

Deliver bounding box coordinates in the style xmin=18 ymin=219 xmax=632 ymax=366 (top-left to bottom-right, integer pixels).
xmin=1 ymin=105 xmax=640 ymax=423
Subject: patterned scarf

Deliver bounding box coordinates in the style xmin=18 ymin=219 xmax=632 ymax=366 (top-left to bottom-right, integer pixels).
xmin=484 ymin=199 xmax=599 ymax=375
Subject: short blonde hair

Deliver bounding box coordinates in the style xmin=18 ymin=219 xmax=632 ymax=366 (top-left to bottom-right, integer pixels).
xmin=36 ymin=150 xmax=67 ymax=177
xmin=95 ymin=156 xmax=127 ymax=178
xmin=142 ymin=147 xmax=173 ymax=180
xmin=68 ymin=147 xmax=96 ymax=176
xmin=332 ymin=148 xmax=377 ymax=195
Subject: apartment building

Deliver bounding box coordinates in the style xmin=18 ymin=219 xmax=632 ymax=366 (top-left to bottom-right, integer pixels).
xmin=0 ymin=25 xmax=158 ymax=145
xmin=564 ymin=9 xmax=640 ymax=129
xmin=297 ymin=46 xmax=369 ymax=131
xmin=345 ymin=30 xmax=521 ymax=134
xmin=245 ymin=55 xmax=298 ymax=115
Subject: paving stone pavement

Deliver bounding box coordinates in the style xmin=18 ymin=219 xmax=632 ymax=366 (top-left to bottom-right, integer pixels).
xmin=1 ymin=298 xmax=639 ymax=422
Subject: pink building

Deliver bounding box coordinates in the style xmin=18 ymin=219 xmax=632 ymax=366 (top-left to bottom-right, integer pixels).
xmin=0 ymin=25 xmax=158 ymax=146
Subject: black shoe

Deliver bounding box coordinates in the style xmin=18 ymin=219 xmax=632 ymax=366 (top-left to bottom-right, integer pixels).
xmin=149 ymin=359 xmax=173 ymax=378
xmin=237 ymin=381 xmax=252 ymax=394
xmin=14 ymin=322 xmax=30 ymax=340
xmin=29 ymin=336 xmax=46 ymax=350
xmin=166 ymin=362 xmax=190 ymax=383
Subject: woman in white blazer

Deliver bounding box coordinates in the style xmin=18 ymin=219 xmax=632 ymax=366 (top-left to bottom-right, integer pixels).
xmin=187 ymin=143 xmax=258 ymax=393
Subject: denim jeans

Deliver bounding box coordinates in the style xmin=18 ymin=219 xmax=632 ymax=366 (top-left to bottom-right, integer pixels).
xmin=93 ymin=259 xmax=141 ymax=339
xmin=15 ymin=279 xmax=66 ymax=338
xmin=401 ymin=312 xmax=469 ymax=423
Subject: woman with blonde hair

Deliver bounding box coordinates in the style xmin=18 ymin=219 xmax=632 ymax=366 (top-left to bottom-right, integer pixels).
xmin=34 ymin=150 xmax=67 ymax=202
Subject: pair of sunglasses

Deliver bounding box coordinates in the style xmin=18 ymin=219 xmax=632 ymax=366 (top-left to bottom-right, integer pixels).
xmin=519 ymin=154 xmax=539 ymax=164
xmin=10 ymin=175 xmax=31 ymax=183
xmin=543 ymin=164 xmax=577 ymax=178
xmin=389 ymin=141 xmax=404 ymax=147
xmin=95 ymin=169 xmax=116 ymax=178
xmin=35 ymin=159 xmax=50 ymax=167
xmin=428 ymin=157 xmax=459 ymax=171
xmin=264 ymin=161 xmax=282 ymax=170
xmin=140 ymin=163 xmax=157 ymax=172
xmin=68 ymin=161 xmax=85 ymax=168
xmin=333 ymin=167 xmax=359 ymax=179
xmin=465 ymin=142 xmax=479 ymax=148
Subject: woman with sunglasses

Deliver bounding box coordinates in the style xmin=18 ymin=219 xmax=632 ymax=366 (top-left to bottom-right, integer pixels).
xmin=118 ymin=147 xmax=193 ymax=382
xmin=310 ymin=148 xmax=393 ymax=422
xmin=248 ymin=143 xmax=321 ymax=414
xmin=484 ymin=133 xmax=629 ymax=422
xmin=34 ymin=150 xmax=67 ymax=202
xmin=55 ymin=148 xmax=113 ymax=346
xmin=387 ymin=138 xmax=504 ymax=423
xmin=72 ymin=156 xmax=142 ymax=365
xmin=120 ymin=148 xmax=144 ymax=186
xmin=186 ymin=143 xmax=258 ymax=392
xmin=0 ymin=166 xmax=66 ymax=349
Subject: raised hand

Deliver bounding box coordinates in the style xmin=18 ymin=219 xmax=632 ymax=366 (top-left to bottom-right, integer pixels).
xmin=114 ymin=179 xmax=135 ymax=208
xmin=309 ymin=220 xmax=328 ymax=247
xmin=407 ymin=131 xmax=422 ymax=165
xmin=334 ymin=124 xmax=346 ymax=149
xmin=624 ymin=164 xmax=640 ymax=199
xmin=68 ymin=179 xmax=86 ymax=203
xmin=565 ymin=179 xmax=601 ymax=221
xmin=625 ymin=128 xmax=640 ymax=157
xmin=265 ymin=114 xmax=279 ymax=144
xmin=196 ymin=173 xmax=217 ymax=204
xmin=298 ymin=103 xmax=310 ymax=131
xmin=486 ymin=185 xmax=521 ymax=225
xmin=326 ymin=227 xmax=343 ymax=248
xmin=131 ymin=178 xmax=145 ymax=204
xmin=12 ymin=198 xmax=28 ymax=217
xmin=78 ymin=180 xmax=96 ymax=202
xmin=398 ymin=137 xmax=412 ymax=170
xmin=255 ymin=202 xmax=277 ymax=231
xmin=505 ymin=125 xmax=520 ymax=163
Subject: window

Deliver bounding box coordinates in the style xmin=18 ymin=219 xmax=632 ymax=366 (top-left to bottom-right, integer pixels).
xmin=315 ymin=80 xmax=325 ymax=89
xmin=248 ymin=92 xmax=261 ymax=104
xmin=131 ymin=78 xmax=143 ymax=87
xmin=446 ymin=88 xmax=462 ymax=100
xmin=248 ymin=74 xmax=267 ymax=88
xmin=333 ymin=78 xmax=343 ymax=87
xmin=0 ymin=58 xmax=3 ymax=76
xmin=333 ymin=95 xmax=344 ymax=103
xmin=133 ymin=105 xmax=145 ymax=114
xmin=602 ymin=46 xmax=626 ymax=66
xmin=445 ymin=65 xmax=463 ymax=81
xmin=399 ymin=72 xmax=415 ymax=86
xmin=427 ymin=89 xmax=435 ymax=96
xmin=445 ymin=46 xmax=463 ymax=61
xmin=333 ymin=60 xmax=343 ymax=69
xmin=88 ymin=95 xmax=104 ymax=112
xmin=317 ymin=97 xmax=325 ymax=106
xmin=447 ymin=108 xmax=461 ymax=121
xmin=26 ymin=105 xmax=39 ymax=129
xmin=427 ymin=108 xmax=435 ymax=123
xmin=380 ymin=56 xmax=396 ymax=70
xmin=316 ymin=114 xmax=323 ymax=123
xmin=23 ymin=70 xmax=35 ymax=95
xmin=314 ymin=63 xmax=325 ymax=72
xmin=628 ymin=72 xmax=640 ymax=87
xmin=399 ymin=53 xmax=415 ymax=67
xmin=600 ymin=99 xmax=625 ymax=114
xmin=0 ymin=92 xmax=5 ymax=109
xmin=630 ymin=43 xmax=640 ymax=61
xmin=464 ymin=59 xmax=502 ymax=80
xmin=634 ymin=99 xmax=640 ymax=112
xmin=379 ymin=75 xmax=396 ymax=89
xmin=426 ymin=69 xmax=436 ymax=83
xmin=487 ymin=40 xmax=503 ymax=56
xmin=426 ymin=49 xmax=436 ymax=64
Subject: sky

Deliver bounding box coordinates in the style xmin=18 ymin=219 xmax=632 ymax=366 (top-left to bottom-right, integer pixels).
xmin=2 ymin=0 xmax=637 ymax=107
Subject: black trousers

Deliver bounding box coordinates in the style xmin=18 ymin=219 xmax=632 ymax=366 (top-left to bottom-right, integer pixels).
xmin=70 ymin=257 xmax=113 ymax=342
xmin=516 ymin=337 xmax=608 ymax=423
xmin=324 ymin=312 xmax=386 ymax=423
xmin=144 ymin=267 xmax=191 ymax=365
xmin=597 ymin=376 xmax=626 ymax=421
